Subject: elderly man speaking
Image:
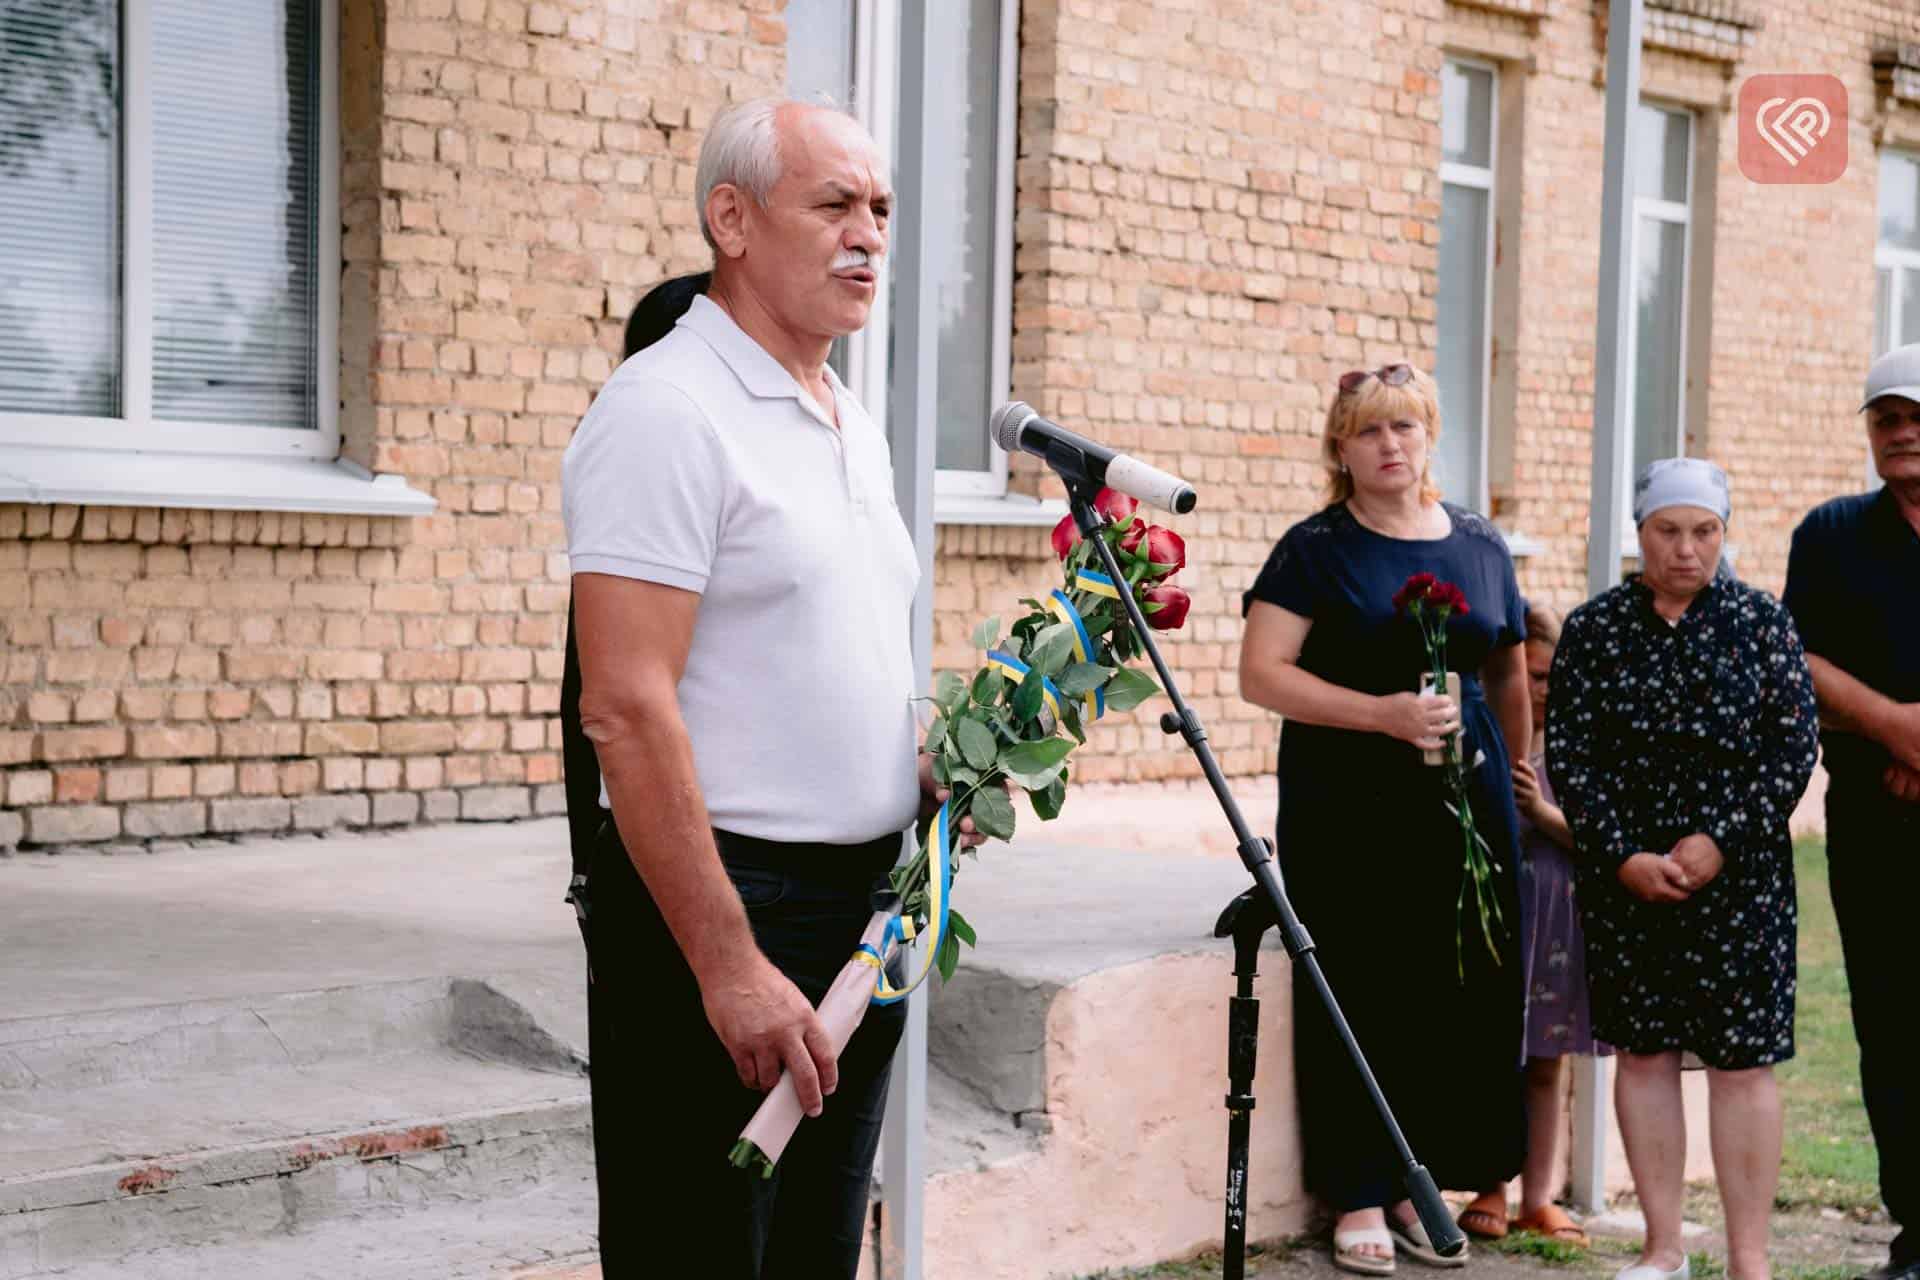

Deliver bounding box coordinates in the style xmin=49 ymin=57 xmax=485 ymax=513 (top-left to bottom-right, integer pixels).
xmin=563 ymin=99 xmax=960 ymax=1278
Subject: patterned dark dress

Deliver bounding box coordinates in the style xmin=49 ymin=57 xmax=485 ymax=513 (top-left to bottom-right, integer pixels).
xmin=1545 ymin=574 xmax=1818 ymax=1069
xmin=1243 ymin=502 xmax=1526 ymax=1212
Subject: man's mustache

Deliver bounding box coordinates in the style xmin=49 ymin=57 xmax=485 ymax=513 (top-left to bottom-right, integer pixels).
xmin=831 ymin=249 xmax=878 ymax=272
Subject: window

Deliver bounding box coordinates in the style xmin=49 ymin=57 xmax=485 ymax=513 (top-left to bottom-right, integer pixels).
xmin=1874 ymin=150 xmax=1920 ymax=356
xmin=1437 ymin=58 xmax=1498 ymax=512
xmin=1625 ymin=102 xmax=1694 ymax=508
xmin=928 ymin=0 xmax=1017 ymax=497
xmin=0 ymin=0 xmax=338 ymax=460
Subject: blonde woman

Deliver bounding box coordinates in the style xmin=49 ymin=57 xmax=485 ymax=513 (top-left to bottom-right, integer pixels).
xmin=1240 ymin=363 xmax=1530 ymax=1274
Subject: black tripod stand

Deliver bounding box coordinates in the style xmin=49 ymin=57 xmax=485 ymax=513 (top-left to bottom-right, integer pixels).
xmin=1064 ymin=482 xmax=1466 ymax=1279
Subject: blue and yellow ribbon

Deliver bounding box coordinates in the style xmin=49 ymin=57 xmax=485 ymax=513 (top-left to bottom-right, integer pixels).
xmin=1045 ymin=589 xmax=1105 ymax=721
xmin=984 ymin=650 xmax=1065 ymax=723
xmin=1072 ymin=568 xmax=1121 ymax=600
xmin=864 ymin=799 xmax=953 ymax=1005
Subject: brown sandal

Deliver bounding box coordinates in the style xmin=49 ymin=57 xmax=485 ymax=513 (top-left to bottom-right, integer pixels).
xmin=1509 ymin=1203 xmax=1590 ymax=1248
xmin=1456 ymin=1192 xmax=1509 ymax=1240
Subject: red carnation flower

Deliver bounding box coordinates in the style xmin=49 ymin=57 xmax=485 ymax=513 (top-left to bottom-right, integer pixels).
xmin=1393 ymin=572 xmax=1438 ymax=614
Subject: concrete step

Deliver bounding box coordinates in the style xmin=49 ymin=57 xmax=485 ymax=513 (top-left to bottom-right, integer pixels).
xmin=0 ymin=976 xmax=591 ymax=1279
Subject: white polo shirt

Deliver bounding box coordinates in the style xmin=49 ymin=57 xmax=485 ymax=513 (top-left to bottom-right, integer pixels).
xmin=562 ymin=295 xmax=922 ymax=845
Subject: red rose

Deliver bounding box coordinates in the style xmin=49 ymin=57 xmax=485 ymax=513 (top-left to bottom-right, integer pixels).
xmin=1141 ymin=526 xmax=1186 ymax=578
xmin=1051 ymin=513 xmax=1080 ymax=560
xmin=1393 ymin=572 xmax=1438 ymax=614
xmin=1142 ymin=583 xmax=1191 ymax=630
xmin=1094 ymin=488 xmax=1138 ymax=525
xmin=1117 ymin=519 xmax=1147 ymax=555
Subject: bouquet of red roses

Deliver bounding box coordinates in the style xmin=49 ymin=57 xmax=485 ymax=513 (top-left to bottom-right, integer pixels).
xmin=1394 ymin=572 xmax=1505 ymax=978
xmin=727 ymin=489 xmax=1189 ymax=1176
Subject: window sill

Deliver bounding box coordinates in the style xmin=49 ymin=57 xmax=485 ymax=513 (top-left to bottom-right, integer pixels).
xmin=1501 ymin=528 xmax=1545 ymax=559
xmin=934 ymin=492 xmax=1070 ymax=527
xmin=0 ymin=446 xmax=437 ymax=516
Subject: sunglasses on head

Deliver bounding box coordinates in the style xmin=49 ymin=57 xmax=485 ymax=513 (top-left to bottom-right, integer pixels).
xmin=1337 ymin=363 xmax=1414 ymax=395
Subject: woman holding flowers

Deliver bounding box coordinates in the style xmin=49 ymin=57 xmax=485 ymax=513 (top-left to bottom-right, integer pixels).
xmin=1548 ymin=459 xmax=1817 ymax=1280
xmin=1239 ymin=363 xmax=1530 ymax=1275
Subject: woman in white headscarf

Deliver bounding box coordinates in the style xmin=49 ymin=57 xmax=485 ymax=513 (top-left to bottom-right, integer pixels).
xmin=1548 ymin=458 xmax=1818 ymax=1280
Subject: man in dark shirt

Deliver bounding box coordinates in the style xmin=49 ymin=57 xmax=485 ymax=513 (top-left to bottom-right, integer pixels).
xmin=1783 ymin=343 xmax=1920 ymax=1280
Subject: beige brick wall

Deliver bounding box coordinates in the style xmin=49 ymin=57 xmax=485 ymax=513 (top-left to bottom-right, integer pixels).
xmin=3 ymin=0 xmax=1914 ymax=846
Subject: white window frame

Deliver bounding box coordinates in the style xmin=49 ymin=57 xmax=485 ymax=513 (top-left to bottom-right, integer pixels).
xmin=1438 ymin=55 xmax=1499 ymax=514
xmin=1619 ymin=101 xmax=1696 ymax=545
xmin=0 ymin=0 xmax=340 ymax=461
xmin=1870 ymin=149 xmax=1920 ymax=488
xmin=931 ymin=0 xmax=1019 ymax=501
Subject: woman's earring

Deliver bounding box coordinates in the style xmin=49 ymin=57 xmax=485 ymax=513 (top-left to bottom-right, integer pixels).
xmin=1339 ymin=462 xmax=1350 ymax=474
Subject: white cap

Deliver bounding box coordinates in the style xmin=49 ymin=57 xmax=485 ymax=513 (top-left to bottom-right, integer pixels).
xmin=1861 ymin=343 xmax=1920 ymax=412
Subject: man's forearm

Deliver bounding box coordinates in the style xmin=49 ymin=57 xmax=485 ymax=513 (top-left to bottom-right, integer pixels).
xmin=595 ymin=712 xmax=758 ymax=984
xmin=1807 ymin=653 xmax=1909 ymax=745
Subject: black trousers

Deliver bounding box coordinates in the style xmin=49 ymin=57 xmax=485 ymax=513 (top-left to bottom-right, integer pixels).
xmin=1827 ymin=786 xmax=1920 ymax=1266
xmin=584 ymin=820 xmax=907 ymax=1280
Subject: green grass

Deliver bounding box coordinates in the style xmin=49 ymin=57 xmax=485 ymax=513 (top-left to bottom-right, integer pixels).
xmin=1777 ymin=839 xmax=1881 ymax=1214
xmin=1484 ymin=1233 xmax=1590 ymax=1265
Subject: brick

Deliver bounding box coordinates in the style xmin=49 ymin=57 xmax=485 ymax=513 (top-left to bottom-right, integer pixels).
xmin=131 ymin=726 xmax=216 ymax=760
xmin=208 ymin=797 xmax=292 ymax=834
xmin=459 ymin=786 xmax=531 ymax=821
xmin=105 ymin=767 xmax=150 ymax=803
xmin=124 ymin=801 xmax=209 ymax=840
xmin=8 ymin=770 xmax=54 ymax=807
xmin=0 ymin=809 xmax=22 ymax=850
xmin=150 ymin=766 xmax=193 ymax=800
xmin=293 ymin=792 xmax=372 ymax=831
xmin=25 ymin=805 xmax=119 ymax=844
xmin=371 ymin=791 xmax=421 ymax=826
xmin=305 ymin=722 xmax=380 ymax=755
xmin=532 ymin=783 xmax=567 ymax=816
xmin=379 ymin=721 xmax=459 ymax=754
xmin=53 ymin=768 xmax=102 ymax=804
xmin=422 ymin=789 xmax=460 ymax=822
xmin=41 ymin=728 xmax=129 ymax=762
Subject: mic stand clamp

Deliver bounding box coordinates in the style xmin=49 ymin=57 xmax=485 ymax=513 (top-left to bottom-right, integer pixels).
xmin=1063 ymin=480 xmax=1465 ymax=1278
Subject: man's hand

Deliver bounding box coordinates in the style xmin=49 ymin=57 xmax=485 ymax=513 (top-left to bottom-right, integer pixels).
xmin=1619 ymin=851 xmax=1693 ymax=903
xmin=699 ymin=952 xmax=837 ymax=1117
xmin=917 ymin=751 xmax=992 ymax=849
xmin=1886 ymin=762 xmax=1920 ymax=804
xmin=1887 ymin=704 xmax=1920 ymax=774
xmin=1669 ymin=833 xmax=1725 ymax=890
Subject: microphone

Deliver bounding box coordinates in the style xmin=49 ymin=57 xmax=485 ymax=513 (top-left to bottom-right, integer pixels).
xmin=990 ymin=401 xmax=1198 ymax=515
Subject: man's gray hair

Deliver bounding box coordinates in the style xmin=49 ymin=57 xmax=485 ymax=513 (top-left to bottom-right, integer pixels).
xmin=694 ymin=95 xmax=856 ymax=250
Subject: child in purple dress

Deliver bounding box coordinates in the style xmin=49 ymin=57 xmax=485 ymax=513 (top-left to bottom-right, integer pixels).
xmin=1462 ymin=604 xmax=1608 ymax=1247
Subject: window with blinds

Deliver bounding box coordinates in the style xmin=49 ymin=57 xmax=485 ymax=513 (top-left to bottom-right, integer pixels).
xmin=0 ymin=0 xmax=330 ymax=448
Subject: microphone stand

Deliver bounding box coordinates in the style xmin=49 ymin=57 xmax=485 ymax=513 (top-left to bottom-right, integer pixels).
xmin=1061 ymin=478 xmax=1465 ymax=1277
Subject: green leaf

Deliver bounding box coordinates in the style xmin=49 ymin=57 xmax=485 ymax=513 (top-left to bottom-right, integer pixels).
xmin=1055 ymin=662 xmax=1114 ymax=696
xmin=1081 ymin=611 xmax=1114 ymax=637
xmin=1059 ymin=695 xmax=1086 ymax=745
xmin=970 ymin=616 xmax=1002 ymax=651
xmin=923 ymin=715 xmax=948 ymax=756
xmin=935 ymin=929 xmax=962 ymax=983
xmin=933 ymin=671 xmax=967 ymax=717
xmin=947 ymin=907 xmax=977 ymax=948
xmin=968 ymin=785 xmax=1017 ymax=841
xmin=970 ymin=667 xmax=1006 ymax=706
xmin=1010 ymin=666 xmax=1046 ymax=723
xmin=930 ymin=751 xmax=951 ymax=787
xmin=999 ymin=737 xmax=1073 ymax=789
xmin=947 ymin=764 xmax=981 ymax=792
xmin=954 ymin=716 xmax=999 ymax=771
xmin=1032 ymin=773 xmax=1067 ymax=820
xmin=1027 ymin=622 xmax=1075 ymax=677
xmin=1103 ymin=666 xmax=1161 ymax=713
xmin=1019 ymin=597 xmax=1045 ymax=613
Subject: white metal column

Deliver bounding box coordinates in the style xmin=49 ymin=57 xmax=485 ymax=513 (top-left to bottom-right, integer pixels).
xmin=1571 ymin=0 xmax=1645 ymax=1217
xmin=879 ymin=3 xmax=944 ymax=1275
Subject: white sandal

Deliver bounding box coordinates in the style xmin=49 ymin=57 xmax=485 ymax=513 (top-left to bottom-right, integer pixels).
xmin=1333 ymin=1224 xmax=1396 ymax=1276
xmin=1613 ymin=1260 xmax=1691 ymax=1280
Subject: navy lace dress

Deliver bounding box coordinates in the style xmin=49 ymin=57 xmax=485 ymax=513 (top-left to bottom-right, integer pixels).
xmin=1243 ymin=502 xmax=1526 ymax=1212
xmin=1545 ymin=574 xmax=1818 ymax=1069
